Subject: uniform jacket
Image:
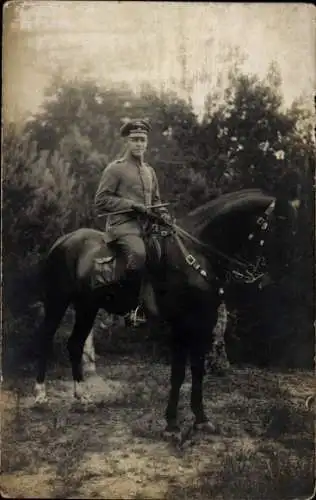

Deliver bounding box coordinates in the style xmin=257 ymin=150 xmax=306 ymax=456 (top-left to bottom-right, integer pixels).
xmin=94 ymin=154 xmax=167 ymax=236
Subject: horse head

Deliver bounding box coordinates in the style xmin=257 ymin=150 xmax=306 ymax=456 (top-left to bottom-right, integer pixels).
xmin=184 ymin=189 xmax=298 ymax=293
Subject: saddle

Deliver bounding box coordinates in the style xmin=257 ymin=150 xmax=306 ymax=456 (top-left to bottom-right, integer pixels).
xmin=91 ymin=231 xmax=162 ymax=289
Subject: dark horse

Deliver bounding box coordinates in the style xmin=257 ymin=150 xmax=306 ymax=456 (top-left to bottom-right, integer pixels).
xmin=34 ymin=189 xmax=297 ymax=434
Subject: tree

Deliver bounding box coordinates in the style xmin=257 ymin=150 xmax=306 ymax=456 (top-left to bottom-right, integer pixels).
xmin=173 ymin=64 xmax=309 ymax=198
xmin=24 ymin=76 xmax=201 ymax=217
xmin=4 ymin=68 xmax=313 ymax=369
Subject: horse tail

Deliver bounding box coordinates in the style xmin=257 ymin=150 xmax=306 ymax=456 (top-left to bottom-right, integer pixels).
xmin=25 ymin=257 xmax=48 ymax=306
xmin=7 ymin=256 xmax=47 ymax=321
xmin=26 ymin=263 xmax=45 ymax=317
xmin=27 ymin=233 xmax=73 ymax=309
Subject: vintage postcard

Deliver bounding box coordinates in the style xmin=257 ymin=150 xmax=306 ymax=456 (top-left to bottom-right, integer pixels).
xmin=2 ymin=2 xmax=315 ymax=499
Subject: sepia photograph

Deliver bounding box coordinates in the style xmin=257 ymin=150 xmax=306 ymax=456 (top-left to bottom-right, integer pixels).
xmin=1 ymin=1 xmax=315 ymax=498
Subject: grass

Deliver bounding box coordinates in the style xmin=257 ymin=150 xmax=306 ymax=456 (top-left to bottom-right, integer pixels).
xmin=1 ymin=358 xmax=314 ymax=499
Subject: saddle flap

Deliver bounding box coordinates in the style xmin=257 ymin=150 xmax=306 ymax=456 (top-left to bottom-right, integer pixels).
xmin=90 ymin=237 xmax=119 ymax=288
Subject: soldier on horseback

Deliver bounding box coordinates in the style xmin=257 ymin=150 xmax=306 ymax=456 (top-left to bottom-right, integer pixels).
xmin=94 ymin=118 xmax=171 ymax=324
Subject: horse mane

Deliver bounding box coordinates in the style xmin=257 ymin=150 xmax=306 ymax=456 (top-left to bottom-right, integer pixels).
xmin=184 ymin=188 xmax=275 ymax=236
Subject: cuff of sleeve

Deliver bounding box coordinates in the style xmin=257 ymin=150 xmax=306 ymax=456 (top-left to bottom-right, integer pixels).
xmin=126 ymin=199 xmax=136 ymax=209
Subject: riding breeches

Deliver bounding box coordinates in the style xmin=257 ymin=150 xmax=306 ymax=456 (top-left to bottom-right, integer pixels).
xmin=116 ymin=234 xmax=146 ymax=272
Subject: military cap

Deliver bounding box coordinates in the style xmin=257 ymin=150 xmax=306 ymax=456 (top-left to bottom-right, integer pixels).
xmin=120 ymin=118 xmax=151 ymax=137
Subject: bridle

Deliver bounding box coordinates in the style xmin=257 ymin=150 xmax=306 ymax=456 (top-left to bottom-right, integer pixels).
xmin=151 ymin=199 xmax=276 ymax=290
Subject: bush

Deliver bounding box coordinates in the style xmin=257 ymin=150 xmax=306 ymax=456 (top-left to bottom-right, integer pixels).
xmin=3 ymin=72 xmax=314 ymax=372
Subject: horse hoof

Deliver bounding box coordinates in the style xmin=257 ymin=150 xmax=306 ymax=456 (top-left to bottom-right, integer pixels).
xmin=194 ymin=420 xmax=216 ymax=434
xmin=162 ymin=425 xmax=182 ymax=444
xmin=34 ymin=394 xmax=48 ymax=405
xmin=34 ymin=383 xmax=48 ymax=404
xmin=73 ymin=381 xmax=94 ymax=405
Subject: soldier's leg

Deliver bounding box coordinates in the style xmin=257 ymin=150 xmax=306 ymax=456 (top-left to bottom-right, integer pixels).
xmin=116 ymin=235 xmax=147 ymax=323
xmin=118 ymin=235 xmax=146 ymax=274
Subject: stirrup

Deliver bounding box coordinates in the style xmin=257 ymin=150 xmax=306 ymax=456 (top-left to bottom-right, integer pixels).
xmin=125 ymin=305 xmax=147 ymax=328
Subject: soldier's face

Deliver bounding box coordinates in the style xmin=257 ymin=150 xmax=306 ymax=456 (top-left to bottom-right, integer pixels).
xmin=127 ymin=132 xmax=148 ymax=158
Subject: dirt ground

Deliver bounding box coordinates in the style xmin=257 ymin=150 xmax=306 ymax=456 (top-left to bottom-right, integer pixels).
xmin=1 ymin=358 xmax=315 ymax=499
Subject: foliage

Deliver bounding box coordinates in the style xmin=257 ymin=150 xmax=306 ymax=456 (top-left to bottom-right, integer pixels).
xmin=3 ymin=63 xmax=314 ymax=369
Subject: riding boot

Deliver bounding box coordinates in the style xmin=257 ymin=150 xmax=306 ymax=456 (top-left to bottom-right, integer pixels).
xmin=121 ymin=269 xmax=147 ymax=327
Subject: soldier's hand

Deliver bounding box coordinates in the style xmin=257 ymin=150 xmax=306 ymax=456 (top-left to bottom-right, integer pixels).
xmin=132 ymin=203 xmax=149 ymax=214
xmin=160 ymin=212 xmax=173 ymax=224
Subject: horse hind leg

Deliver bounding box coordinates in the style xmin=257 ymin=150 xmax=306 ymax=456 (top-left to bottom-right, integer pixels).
xmin=67 ymin=301 xmax=98 ymax=404
xmin=35 ymin=297 xmax=69 ymax=403
xmin=82 ymin=330 xmax=97 ymax=375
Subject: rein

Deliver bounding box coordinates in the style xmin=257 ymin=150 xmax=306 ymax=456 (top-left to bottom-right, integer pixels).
xmin=174 ymin=224 xmax=251 ymax=270
xmin=172 ymin=226 xmax=264 ymax=286
xmin=152 ymin=199 xmax=276 ymax=287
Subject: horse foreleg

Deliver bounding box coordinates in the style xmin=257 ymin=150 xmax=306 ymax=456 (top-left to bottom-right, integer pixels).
xmin=67 ymin=302 xmax=98 ymax=404
xmin=190 ymin=335 xmax=215 ymax=433
xmin=165 ymin=335 xmax=188 ymax=435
